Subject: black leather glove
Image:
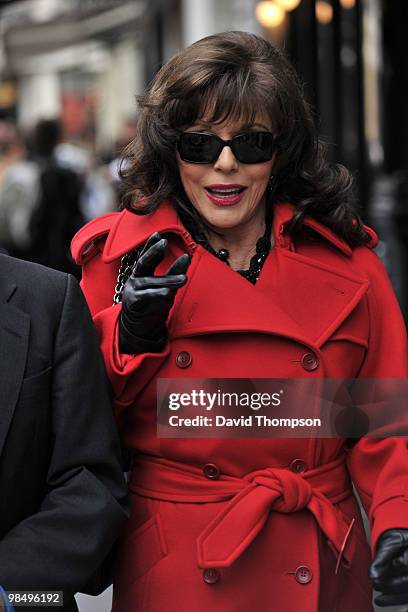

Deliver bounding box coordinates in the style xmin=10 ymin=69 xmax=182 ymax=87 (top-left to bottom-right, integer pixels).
xmin=369 ymin=528 xmax=408 ymax=607
xmin=119 ymin=232 xmax=190 ymax=354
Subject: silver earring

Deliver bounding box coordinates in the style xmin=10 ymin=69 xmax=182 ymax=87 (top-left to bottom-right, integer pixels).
xmin=268 ymin=174 xmax=275 ymax=191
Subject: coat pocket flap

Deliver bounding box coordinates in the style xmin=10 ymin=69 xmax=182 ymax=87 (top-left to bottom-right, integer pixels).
xmin=115 ymin=513 xmax=168 ymax=591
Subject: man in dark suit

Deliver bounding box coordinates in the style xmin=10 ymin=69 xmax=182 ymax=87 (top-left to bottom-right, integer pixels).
xmin=0 ymin=252 xmax=129 ymax=610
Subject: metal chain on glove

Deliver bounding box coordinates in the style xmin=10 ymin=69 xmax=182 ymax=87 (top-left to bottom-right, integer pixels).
xmin=113 ymin=248 xmax=140 ymax=305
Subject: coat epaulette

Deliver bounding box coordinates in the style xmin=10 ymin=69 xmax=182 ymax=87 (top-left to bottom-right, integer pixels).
xmin=71 ymin=212 xmax=119 ymax=264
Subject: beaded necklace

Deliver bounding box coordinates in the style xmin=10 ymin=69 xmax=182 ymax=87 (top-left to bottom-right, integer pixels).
xmin=182 ymin=207 xmax=273 ymax=285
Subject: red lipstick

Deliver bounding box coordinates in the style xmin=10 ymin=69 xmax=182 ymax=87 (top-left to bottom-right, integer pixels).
xmin=204 ymin=184 xmax=247 ymax=206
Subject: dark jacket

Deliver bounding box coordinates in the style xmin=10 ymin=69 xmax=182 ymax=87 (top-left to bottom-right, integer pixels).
xmin=0 ymin=254 xmax=129 ymax=609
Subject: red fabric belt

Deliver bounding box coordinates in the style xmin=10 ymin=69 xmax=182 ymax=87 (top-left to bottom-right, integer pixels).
xmin=129 ymin=454 xmax=356 ymax=573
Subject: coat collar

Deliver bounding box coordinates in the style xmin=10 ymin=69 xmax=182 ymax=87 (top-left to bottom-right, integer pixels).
xmin=103 ymin=201 xmax=193 ymax=263
xmin=271 ymin=202 xmax=354 ymax=257
xmin=102 ymin=200 xmax=355 ymax=263
xmin=101 ymin=201 xmax=370 ymax=351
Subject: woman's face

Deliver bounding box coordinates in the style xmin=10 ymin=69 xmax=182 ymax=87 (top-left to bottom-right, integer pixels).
xmin=176 ymin=115 xmax=275 ymax=232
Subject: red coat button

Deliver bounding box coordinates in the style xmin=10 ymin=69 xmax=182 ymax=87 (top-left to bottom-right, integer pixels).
xmin=301 ymin=352 xmax=319 ymax=371
xmin=203 ymin=568 xmax=220 ymax=584
xmin=289 ymin=459 xmax=308 ymax=473
xmin=176 ymin=351 xmax=192 ymax=368
xmin=203 ymin=463 xmax=220 ymax=479
xmin=295 ymin=565 xmax=313 ymax=584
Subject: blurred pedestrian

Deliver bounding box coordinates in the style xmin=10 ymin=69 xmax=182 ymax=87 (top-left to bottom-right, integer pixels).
xmin=0 ymin=122 xmax=40 ymax=256
xmin=107 ymin=119 xmax=138 ymax=208
xmin=28 ymin=119 xmax=85 ymax=276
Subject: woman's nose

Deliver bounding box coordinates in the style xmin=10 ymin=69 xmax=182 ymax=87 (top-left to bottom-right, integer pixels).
xmin=213 ymin=145 xmax=239 ymax=172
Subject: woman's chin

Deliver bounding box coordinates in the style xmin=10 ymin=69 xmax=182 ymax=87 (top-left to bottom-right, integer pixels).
xmin=206 ymin=217 xmax=244 ymax=232
xmin=200 ymin=208 xmax=247 ymax=232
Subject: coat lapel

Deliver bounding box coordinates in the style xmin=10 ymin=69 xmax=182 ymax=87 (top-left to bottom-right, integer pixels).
xmin=169 ymin=244 xmax=369 ymax=350
xmin=0 ymin=280 xmax=30 ymax=457
xmin=257 ymin=247 xmax=369 ymax=347
xmin=102 ymin=200 xmax=370 ymax=350
xmin=169 ymin=245 xmax=314 ymax=348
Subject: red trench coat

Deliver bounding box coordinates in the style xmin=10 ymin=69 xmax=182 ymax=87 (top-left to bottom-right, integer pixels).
xmin=72 ymin=200 xmax=408 ymax=612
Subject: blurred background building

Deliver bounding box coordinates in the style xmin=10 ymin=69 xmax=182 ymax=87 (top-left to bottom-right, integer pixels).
xmin=0 ymin=2 xmax=406 ymax=611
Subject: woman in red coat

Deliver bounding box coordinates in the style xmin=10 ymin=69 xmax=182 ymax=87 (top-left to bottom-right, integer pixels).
xmin=72 ymin=32 xmax=408 ymax=611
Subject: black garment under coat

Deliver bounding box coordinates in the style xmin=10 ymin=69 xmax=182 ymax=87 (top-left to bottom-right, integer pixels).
xmin=0 ymin=253 xmax=129 ymax=610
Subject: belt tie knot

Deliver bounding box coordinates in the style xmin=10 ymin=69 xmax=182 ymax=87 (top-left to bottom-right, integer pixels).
xmin=249 ymin=468 xmax=312 ymax=513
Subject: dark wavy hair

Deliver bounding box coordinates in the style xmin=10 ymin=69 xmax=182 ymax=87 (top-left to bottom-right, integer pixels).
xmin=120 ymin=30 xmax=370 ymax=247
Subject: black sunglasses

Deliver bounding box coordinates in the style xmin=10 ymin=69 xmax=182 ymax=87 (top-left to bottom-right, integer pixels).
xmin=177 ymin=131 xmax=276 ymax=164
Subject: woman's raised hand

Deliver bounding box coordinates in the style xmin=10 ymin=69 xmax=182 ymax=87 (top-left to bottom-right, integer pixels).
xmin=119 ymin=232 xmax=190 ymax=354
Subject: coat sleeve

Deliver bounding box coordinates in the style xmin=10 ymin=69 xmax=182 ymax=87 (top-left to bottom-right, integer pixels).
xmin=345 ymin=249 xmax=408 ymax=554
xmin=92 ymin=302 xmax=170 ymax=417
xmin=0 ymin=274 xmax=129 ymax=594
xmin=77 ymin=241 xmax=170 ymax=419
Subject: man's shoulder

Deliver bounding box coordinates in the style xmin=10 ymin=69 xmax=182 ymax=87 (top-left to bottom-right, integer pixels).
xmin=0 ymin=253 xmax=69 ymax=304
